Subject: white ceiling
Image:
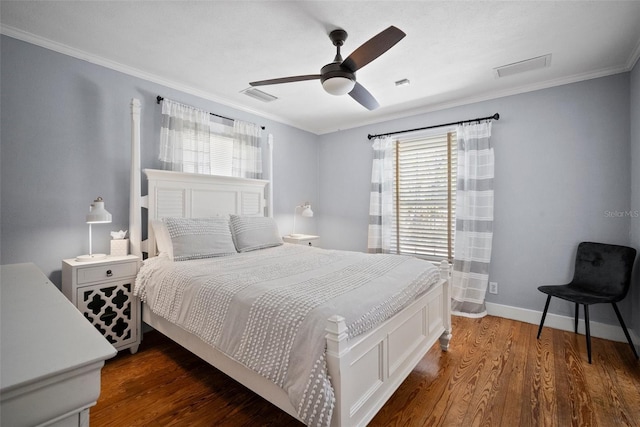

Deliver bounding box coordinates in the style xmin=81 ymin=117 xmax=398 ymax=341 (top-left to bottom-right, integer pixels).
xmin=2 ymin=1 xmax=640 ymax=135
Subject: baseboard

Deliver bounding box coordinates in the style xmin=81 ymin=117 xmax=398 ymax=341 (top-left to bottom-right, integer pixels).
xmin=485 ymin=302 xmax=640 ymax=354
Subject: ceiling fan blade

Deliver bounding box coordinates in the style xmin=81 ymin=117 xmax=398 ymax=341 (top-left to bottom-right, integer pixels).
xmin=342 ymin=26 xmax=406 ymax=72
xmin=349 ymin=82 xmax=380 ymax=110
xmin=249 ymin=74 xmax=321 ymax=86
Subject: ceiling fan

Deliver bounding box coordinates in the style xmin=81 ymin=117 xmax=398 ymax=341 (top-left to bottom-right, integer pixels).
xmin=249 ymin=26 xmax=406 ymax=110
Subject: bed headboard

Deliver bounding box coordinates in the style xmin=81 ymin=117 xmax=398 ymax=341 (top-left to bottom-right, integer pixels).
xmin=129 ymin=98 xmax=271 ymax=258
xmin=143 ymin=169 xmax=269 ymax=257
xmin=145 ymin=169 xmax=268 ymax=219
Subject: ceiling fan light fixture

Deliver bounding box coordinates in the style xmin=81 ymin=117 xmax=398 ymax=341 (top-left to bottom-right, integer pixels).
xmin=322 ymin=76 xmax=355 ymax=96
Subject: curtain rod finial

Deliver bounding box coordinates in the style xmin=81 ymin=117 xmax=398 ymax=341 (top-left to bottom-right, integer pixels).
xmin=493 ymin=113 xmax=500 ymax=120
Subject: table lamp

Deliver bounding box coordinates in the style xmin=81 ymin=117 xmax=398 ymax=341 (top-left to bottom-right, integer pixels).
xmin=76 ymin=197 xmax=112 ymax=262
xmin=291 ymin=202 xmax=313 ymax=237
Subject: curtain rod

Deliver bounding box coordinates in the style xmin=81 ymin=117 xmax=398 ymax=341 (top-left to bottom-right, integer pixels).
xmin=367 ymin=113 xmax=500 ymax=140
xmin=156 ymin=96 xmax=265 ymax=130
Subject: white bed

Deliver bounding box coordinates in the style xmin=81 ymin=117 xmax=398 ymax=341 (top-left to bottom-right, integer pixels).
xmin=128 ymin=99 xmax=452 ymax=426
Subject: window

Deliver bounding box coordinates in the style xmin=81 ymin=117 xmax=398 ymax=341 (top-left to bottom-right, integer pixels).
xmin=180 ymin=122 xmax=234 ymax=176
xmin=159 ymin=98 xmax=262 ymax=179
xmin=390 ymin=131 xmax=457 ymax=261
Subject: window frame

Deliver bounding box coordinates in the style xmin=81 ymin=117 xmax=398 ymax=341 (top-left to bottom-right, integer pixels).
xmin=390 ymin=130 xmax=457 ymax=262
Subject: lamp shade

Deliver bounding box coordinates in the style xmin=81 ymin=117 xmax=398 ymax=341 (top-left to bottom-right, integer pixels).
xmin=77 ymin=197 xmax=112 ymax=262
xmin=301 ymin=204 xmax=313 ymax=217
xmin=322 ymin=77 xmax=355 ymax=96
xmin=291 ymin=202 xmax=314 ymax=237
xmin=86 ymin=197 xmax=112 ymax=224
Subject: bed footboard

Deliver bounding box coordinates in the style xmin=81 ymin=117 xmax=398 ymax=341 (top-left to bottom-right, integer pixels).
xmin=143 ymin=264 xmax=451 ymax=427
xmin=325 ymin=261 xmax=451 ymax=427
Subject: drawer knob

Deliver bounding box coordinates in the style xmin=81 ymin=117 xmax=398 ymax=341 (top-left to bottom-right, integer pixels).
xmin=106 ymin=269 xmax=113 ymax=277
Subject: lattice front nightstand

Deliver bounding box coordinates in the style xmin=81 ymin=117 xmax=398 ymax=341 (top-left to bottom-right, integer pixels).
xmin=62 ymin=255 xmax=141 ymax=354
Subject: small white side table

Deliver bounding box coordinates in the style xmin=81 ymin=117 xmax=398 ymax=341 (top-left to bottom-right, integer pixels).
xmin=62 ymin=255 xmax=141 ymax=354
xmin=283 ymin=234 xmax=320 ymax=247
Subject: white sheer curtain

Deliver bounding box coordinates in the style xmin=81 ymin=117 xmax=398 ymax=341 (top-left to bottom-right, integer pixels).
xmin=159 ymin=98 xmax=212 ymax=173
xmin=451 ymin=121 xmax=494 ymax=317
xmin=367 ymin=136 xmax=394 ymax=253
xmin=232 ymin=120 xmax=263 ymax=179
xmin=159 ymin=98 xmax=263 ymax=179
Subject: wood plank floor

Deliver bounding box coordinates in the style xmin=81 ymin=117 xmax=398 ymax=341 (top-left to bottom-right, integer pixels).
xmin=92 ymin=315 xmax=640 ymax=426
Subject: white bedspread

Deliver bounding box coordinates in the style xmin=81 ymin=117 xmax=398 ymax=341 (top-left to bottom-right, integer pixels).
xmin=134 ymin=244 xmax=439 ymax=426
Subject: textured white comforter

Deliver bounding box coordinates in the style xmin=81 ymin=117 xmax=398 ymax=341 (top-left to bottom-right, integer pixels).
xmin=134 ymin=244 xmax=439 ymax=426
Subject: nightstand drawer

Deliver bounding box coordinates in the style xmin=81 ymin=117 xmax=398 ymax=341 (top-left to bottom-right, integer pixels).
xmin=295 ymin=239 xmax=317 ymax=246
xmin=283 ymin=234 xmax=320 ymax=247
xmin=76 ymin=261 xmax=137 ymax=285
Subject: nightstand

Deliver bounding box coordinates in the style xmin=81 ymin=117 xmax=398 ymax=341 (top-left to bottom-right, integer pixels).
xmin=283 ymin=234 xmax=320 ymax=247
xmin=62 ymin=255 xmax=141 ymax=354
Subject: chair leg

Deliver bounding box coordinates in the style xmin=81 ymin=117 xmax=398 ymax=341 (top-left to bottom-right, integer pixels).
xmin=584 ymin=305 xmax=592 ymax=364
xmin=574 ymin=302 xmax=579 ymax=334
xmin=611 ymin=303 xmax=639 ymax=360
xmin=537 ymin=295 xmax=552 ymax=339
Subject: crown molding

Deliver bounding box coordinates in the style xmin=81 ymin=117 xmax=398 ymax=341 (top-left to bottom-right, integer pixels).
xmin=0 ymin=25 xmax=305 ymax=132
xmin=314 ymin=64 xmax=630 ymax=135
xmin=2 ymin=24 xmax=637 ymax=137
xmin=627 ymin=36 xmax=640 ymax=71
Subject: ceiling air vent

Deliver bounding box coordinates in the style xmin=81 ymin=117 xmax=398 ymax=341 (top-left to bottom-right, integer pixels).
xmin=241 ymin=87 xmax=278 ymax=103
xmin=494 ymin=54 xmax=552 ymax=78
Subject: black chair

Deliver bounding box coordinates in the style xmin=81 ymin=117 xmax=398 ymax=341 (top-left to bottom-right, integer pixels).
xmin=536 ymin=241 xmax=638 ymax=363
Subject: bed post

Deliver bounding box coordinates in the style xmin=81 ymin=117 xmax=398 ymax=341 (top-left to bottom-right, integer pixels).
xmin=129 ymin=98 xmax=142 ymax=259
xmin=439 ymin=260 xmax=452 ymax=350
xmin=325 ymin=314 xmax=349 ymax=427
xmin=267 ymin=134 xmax=274 ymax=218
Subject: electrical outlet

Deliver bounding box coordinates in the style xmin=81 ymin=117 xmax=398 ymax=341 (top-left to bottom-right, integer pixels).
xmin=489 ymin=281 xmax=498 ymax=294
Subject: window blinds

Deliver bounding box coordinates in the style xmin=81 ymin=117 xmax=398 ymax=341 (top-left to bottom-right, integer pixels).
xmin=391 ymin=132 xmax=457 ymax=261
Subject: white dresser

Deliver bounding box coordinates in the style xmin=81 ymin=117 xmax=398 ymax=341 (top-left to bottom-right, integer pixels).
xmin=0 ymin=263 xmax=117 ymax=427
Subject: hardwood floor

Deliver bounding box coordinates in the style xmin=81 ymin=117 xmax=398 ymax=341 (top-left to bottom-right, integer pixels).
xmin=92 ymin=315 xmax=640 ymax=426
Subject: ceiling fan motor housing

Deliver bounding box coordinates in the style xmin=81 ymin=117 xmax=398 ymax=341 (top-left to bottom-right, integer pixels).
xmin=320 ymin=62 xmax=355 ymax=95
xmin=320 ymin=62 xmax=355 ymax=82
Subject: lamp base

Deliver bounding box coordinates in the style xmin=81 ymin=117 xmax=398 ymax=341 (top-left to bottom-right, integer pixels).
xmin=288 ymin=233 xmax=305 ymax=238
xmin=76 ymin=254 xmax=108 ymax=262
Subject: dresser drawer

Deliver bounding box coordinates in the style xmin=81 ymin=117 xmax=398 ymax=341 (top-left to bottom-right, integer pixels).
xmin=76 ymin=261 xmax=137 ymax=285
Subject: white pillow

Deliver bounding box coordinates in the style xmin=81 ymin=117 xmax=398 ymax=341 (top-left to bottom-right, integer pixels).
xmin=151 ymin=219 xmax=174 ymax=259
xmin=162 ymin=217 xmax=237 ymax=261
xmin=229 ymin=215 xmax=283 ymax=252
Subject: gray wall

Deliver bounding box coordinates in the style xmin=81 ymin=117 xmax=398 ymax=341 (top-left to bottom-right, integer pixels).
xmin=318 ymin=73 xmax=634 ymax=326
xmin=631 ymin=60 xmax=640 ymax=335
xmin=1 ymin=35 xmax=637 ymax=330
xmin=0 ymin=35 xmax=319 ymax=285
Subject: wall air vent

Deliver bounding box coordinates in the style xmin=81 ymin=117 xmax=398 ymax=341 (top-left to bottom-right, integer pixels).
xmin=241 ymin=87 xmax=278 ymax=103
xmin=494 ymin=54 xmax=552 ymax=78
